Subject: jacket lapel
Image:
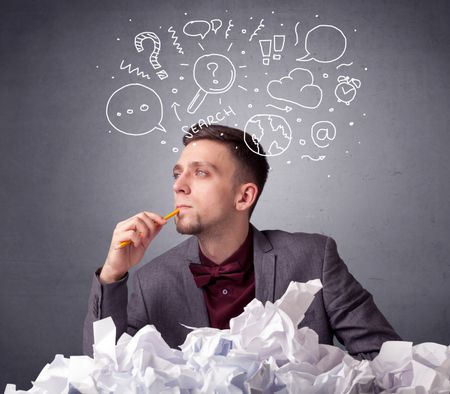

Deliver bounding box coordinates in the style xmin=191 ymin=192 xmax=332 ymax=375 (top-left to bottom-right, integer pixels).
xmin=182 ymin=236 xmax=210 ymax=327
xmin=180 ymin=223 xmax=276 ymax=326
xmin=251 ymin=224 xmax=276 ymax=303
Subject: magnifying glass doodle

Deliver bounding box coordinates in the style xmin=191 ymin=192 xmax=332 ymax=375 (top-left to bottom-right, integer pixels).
xmin=187 ymin=53 xmax=236 ymax=114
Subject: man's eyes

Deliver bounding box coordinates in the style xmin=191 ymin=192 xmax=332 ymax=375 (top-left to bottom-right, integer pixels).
xmin=172 ymin=169 xmax=208 ymax=179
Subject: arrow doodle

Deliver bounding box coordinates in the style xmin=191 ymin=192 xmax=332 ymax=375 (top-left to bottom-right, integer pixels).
xmin=265 ymin=103 xmax=293 ymax=113
xmin=171 ymin=102 xmax=181 ymax=121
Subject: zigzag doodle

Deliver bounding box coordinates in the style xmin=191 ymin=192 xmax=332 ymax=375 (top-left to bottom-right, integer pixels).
xmin=119 ymin=59 xmax=151 ymax=80
xmin=167 ymin=26 xmax=184 ymax=55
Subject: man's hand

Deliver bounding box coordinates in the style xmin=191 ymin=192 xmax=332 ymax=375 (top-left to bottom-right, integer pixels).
xmin=100 ymin=212 xmax=167 ymax=283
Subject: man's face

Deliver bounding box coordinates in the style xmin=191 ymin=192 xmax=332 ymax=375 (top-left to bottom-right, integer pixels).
xmin=172 ymin=139 xmax=239 ymax=235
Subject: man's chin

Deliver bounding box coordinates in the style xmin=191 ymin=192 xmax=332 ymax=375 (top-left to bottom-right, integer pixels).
xmin=175 ymin=222 xmax=202 ymax=235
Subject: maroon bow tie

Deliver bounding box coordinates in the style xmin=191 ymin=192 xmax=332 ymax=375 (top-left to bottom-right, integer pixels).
xmin=189 ymin=261 xmax=246 ymax=288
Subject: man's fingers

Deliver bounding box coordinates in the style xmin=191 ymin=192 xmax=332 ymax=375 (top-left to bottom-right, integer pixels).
xmin=143 ymin=211 xmax=167 ymax=227
xmin=112 ymin=211 xmax=168 ymax=250
xmin=115 ymin=229 xmax=142 ymax=249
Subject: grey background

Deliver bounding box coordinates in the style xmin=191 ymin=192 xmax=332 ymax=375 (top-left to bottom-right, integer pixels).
xmin=1 ymin=0 xmax=449 ymax=390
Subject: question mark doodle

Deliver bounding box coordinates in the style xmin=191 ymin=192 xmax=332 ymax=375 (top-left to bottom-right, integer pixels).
xmin=207 ymin=62 xmax=219 ymax=84
xmin=134 ymin=32 xmax=169 ymax=80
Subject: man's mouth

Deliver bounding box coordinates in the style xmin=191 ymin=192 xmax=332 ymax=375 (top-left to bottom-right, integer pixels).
xmin=176 ymin=205 xmax=192 ymax=211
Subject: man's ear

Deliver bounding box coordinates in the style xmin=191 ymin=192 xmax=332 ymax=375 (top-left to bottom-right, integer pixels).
xmin=235 ymin=183 xmax=258 ymax=212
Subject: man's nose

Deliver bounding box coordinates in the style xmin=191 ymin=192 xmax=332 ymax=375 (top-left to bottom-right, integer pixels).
xmin=173 ymin=172 xmax=190 ymax=194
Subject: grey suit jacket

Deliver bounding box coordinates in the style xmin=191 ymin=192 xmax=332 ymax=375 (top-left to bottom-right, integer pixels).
xmin=83 ymin=224 xmax=401 ymax=358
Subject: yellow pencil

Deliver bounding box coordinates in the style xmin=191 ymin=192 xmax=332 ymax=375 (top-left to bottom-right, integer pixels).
xmin=117 ymin=208 xmax=180 ymax=249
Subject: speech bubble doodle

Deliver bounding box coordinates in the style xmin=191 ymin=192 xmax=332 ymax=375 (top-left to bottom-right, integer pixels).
xmin=297 ymin=24 xmax=347 ymax=63
xmin=311 ymin=121 xmax=336 ymax=148
xmin=244 ymin=114 xmax=292 ymax=157
xmin=267 ymin=68 xmax=323 ymax=109
xmin=210 ymin=19 xmax=223 ymax=34
xmin=106 ymin=83 xmax=166 ymax=136
xmin=183 ymin=20 xmax=211 ymax=40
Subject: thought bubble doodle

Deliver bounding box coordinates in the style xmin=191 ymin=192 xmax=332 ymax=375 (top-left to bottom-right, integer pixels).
xmin=297 ymin=24 xmax=347 ymax=63
xmin=267 ymin=68 xmax=323 ymax=109
xmin=183 ymin=20 xmax=211 ymax=40
xmin=311 ymin=121 xmax=336 ymax=148
xmin=106 ymin=83 xmax=166 ymax=136
xmin=244 ymin=114 xmax=292 ymax=157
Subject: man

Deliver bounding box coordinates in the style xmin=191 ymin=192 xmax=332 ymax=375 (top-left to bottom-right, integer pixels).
xmin=83 ymin=124 xmax=401 ymax=359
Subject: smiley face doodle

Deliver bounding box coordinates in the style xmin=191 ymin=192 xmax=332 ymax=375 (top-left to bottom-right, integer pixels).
xmin=106 ymin=83 xmax=166 ymax=136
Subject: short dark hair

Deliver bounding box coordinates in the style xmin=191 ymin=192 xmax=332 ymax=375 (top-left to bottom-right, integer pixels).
xmin=182 ymin=124 xmax=269 ymax=218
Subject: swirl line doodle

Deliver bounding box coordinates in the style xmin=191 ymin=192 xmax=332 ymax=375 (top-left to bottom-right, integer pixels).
xmin=225 ymin=20 xmax=234 ymax=39
xmin=167 ymin=26 xmax=184 ymax=54
xmin=119 ymin=59 xmax=151 ymax=80
xmin=249 ymin=19 xmax=264 ymax=42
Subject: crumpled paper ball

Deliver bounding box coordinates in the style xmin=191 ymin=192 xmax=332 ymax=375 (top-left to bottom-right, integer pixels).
xmin=5 ymin=279 xmax=450 ymax=393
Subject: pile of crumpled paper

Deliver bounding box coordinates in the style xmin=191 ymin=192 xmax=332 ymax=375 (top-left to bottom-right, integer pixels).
xmin=5 ymin=279 xmax=450 ymax=393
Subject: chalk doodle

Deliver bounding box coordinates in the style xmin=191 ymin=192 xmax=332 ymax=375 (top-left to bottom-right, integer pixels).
xmin=183 ymin=20 xmax=210 ymax=40
xmin=106 ymin=83 xmax=166 ymax=136
xmin=272 ymin=35 xmax=285 ymax=60
xmin=211 ymin=19 xmax=223 ymax=34
xmin=301 ymin=154 xmax=327 ymax=161
xmin=258 ymin=35 xmax=285 ymax=65
xmin=167 ymin=26 xmax=184 ymax=55
xmin=171 ymin=102 xmax=181 ymax=122
xmin=183 ymin=19 xmax=222 ymax=40
xmin=225 ymin=20 xmax=234 ymax=39
xmin=265 ymin=103 xmax=293 ymax=113
xmin=182 ymin=106 xmax=237 ymax=137
xmin=187 ymin=53 xmax=236 ymax=114
xmin=244 ymin=114 xmax=292 ymax=157
xmin=334 ymin=75 xmax=361 ymax=105
xmin=336 ymin=61 xmax=353 ymax=70
xmin=249 ymin=19 xmax=264 ymax=42
xmin=119 ymin=59 xmax=151 ymax=80
xmin=259 ymin=39 xmax=272 ymax=65
xmin=311 ymin=121 xmax=336 ymax=148
xmin=294 ymin=21 xmax=300 ymax=46
xmin=134 ymin=32 xmax=168 ymax=80
xmin=102 ymin=10 xmax=363 ymax=164
xmin=297 ymin=24 xmax=347 ymax=63
xmin=267 ymin=68 xmax=323 ymax=109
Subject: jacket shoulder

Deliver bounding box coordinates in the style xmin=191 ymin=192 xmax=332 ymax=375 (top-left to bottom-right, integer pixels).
xmin=261 ymin=228 xmax=330 ymax=253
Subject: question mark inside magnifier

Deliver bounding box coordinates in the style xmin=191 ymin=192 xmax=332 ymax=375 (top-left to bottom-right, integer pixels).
xmin=207 ymin=62 xmax=219 ymax=84
xmin=187 ymin=53 xmax=236 ymax=114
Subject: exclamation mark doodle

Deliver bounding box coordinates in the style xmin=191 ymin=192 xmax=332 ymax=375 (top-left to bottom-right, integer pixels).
xmin=259 ymin=39 xmax=272 ymax=65
xmin=272 ymin=35 xmax=285 ymax=60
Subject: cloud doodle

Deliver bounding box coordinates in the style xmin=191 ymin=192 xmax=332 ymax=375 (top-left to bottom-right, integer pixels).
xmin=267 ymin=68 xmax=323 ymax=109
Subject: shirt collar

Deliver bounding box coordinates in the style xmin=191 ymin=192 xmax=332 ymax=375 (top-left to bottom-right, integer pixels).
xmin=198 ymin=226 xmax=253 ymax=269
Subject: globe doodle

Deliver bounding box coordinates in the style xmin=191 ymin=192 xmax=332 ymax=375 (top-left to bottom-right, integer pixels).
xmin=244 ymin=114 xmax=292 ymax=157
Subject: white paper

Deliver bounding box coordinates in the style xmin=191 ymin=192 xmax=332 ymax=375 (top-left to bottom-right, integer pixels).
xmin=5 ymin=279 xmax=450 ymax=393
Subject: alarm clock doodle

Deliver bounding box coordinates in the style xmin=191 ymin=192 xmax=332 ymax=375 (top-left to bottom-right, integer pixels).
xmin=334 ymin=75 xmax=361 ymax=106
